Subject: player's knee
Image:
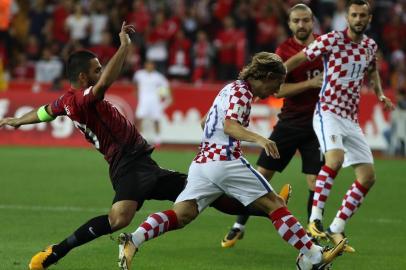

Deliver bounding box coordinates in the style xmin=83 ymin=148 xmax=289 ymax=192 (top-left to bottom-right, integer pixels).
xmin=326 ymin=159 xmax=343 ymax=171
xmin=176 ymin=209 xmax=198 ymax=228
xmin=109 ymin=213 xmax=133 ymax=231
xmin=359 ymin=171 xmax=376 ymax=189
xmin=173 ymin=201 xmax=199 ymax=228
xmin=256 ymin=192 xmax=286 ymax=213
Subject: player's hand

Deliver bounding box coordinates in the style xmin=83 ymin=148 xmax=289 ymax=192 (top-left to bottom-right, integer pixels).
xmin=0 ymin=117 xmax=21 ymax=129
xmin=309 ymin=72 xmax=324 ymax=88
xmin=379 ymin=95 xmax=395 ymax=111
xmin=257 ymin=137 xmax=280 ymax=159
xmin=119 ymin=21 xmax=136 ymax=47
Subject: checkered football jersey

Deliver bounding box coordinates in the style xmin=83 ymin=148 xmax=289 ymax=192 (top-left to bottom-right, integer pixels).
xmin=304 ymin=30 xmax=378 ymax=122
xmin=194 ymin=80 xmax=253 ymax=163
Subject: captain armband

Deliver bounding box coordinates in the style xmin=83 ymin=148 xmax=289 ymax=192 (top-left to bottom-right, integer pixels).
xmin=37 ymin=105 xmax=56 ymax=122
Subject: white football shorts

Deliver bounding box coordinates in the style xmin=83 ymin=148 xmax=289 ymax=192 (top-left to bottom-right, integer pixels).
xmin=175 ymin=157 xmax=273 ymax=212
xmin=313 ymin=110 xmax=373 ymax=167
xmin=136 ymin=101 xmax=163 ymax=120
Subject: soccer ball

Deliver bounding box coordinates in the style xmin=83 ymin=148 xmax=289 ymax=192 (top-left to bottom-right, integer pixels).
xmin=296 ymin=253 xmax=332 ymax=270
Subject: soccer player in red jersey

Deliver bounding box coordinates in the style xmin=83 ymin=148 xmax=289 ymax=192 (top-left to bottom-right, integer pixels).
xmin=0 ymin=22 xmax=268 ymax=269
xmin=222 ymin=4 xmax=325 ymax=248
xmin=285 ymin=0 xmax=394 ymax=251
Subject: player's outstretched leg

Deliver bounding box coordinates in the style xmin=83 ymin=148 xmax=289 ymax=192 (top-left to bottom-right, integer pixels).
xmin=29 ymin=215 xmax=112 ymax=270
xmin=221 ymin=184 xmax=292 ymax=248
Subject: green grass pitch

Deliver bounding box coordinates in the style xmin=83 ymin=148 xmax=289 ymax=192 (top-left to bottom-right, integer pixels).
xmin=0 ymin=147 xmax=404 ymax=270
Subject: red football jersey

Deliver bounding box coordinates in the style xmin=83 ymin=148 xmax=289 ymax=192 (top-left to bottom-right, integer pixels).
xmin=50 ymin=87 xmax=151 ymax=164
xmin=276 ymin=35 xmax=323 ymax=127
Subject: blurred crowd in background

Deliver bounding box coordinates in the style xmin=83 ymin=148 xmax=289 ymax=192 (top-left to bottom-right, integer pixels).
xmin=0 ymin=0 xmax=404 ymax=90
xmin=0 ymin=0 xmax=405 ymax=155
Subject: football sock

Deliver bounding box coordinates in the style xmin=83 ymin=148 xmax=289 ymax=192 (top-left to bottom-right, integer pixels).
xmin=234 ymin=215 xmax=249 ymax=228
xmin=329 ymin=180 xmax=369 ymax=233
xmin=45 ymin=215 xmax=112 ymax=267
xmin=131 ymin=210 xmax=178 ymax=247
xmin=269 ymin=207 xmax=321 ymax=263
xmin=310 ymin=165 xmax=337 ymax=222
xmin=307 ymin=190 xmax=315 ymax=222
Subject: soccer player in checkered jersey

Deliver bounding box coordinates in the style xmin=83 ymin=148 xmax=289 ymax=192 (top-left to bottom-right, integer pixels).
xmin=118 ymin=52 xmax=346 ymax=270
xmin=285 ymin=0 xmax=394 ymax=252
xmin=221 ymin=3 xmax=325 ymax=249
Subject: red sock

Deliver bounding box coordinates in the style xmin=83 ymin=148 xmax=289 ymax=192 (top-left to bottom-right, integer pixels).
xmin=313 ymin=165 xmax=337 ymax=209
xmin=269 ymin=207 xmax=313 ymax=254
xmin=134 ymin=210 xmax=178 ymax=245
xmin=337 ymin=180 xmax=369 ymax=220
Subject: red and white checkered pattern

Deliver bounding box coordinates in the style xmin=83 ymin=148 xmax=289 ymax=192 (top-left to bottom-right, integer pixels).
xmin=304 ymin=30 xmax=378 ymax=122
xmin=313 ymin=165 xmax=337 ymax=209
xmin=225 ymin=81 xmax=253 ymax=125
xmin=194 ymin=80 xmax=253 ymax=163
xmin=271 ymin=207 xmax=313 ymax=253
xmin=336 ymin=180 xmax=369 ymax=220
xmin=193 ymin=142 xmax=242 ymax=163
xmin=137 ymin=210 xmax=178 ymax=242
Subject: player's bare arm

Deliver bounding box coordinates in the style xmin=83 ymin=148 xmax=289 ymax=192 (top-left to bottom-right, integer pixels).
xmin=0 ymin=105 xmax=54 ymax=129
xmin=200 ymin=112 xmax=208 ymax=130
xmin=275 ymin=72 xmax=323 ymax=98
xmin=368 ymin=67 xmax=395 ymax=111
xmin=284 ymin=51 xmax=308 ymax=73
xmin=224 ymin=119 xmax=279 ymax=159
xmin=92 ymin=22 xmax=136 ymax=99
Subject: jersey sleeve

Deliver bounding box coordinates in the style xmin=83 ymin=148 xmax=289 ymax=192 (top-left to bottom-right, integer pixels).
xmin=50 ymin=94 xmax=67 ymax=116
xmin=304 ymin=31 xmax=337 ymax=61
xmin=369 ymin=42 xmax=378 ymax=71
xmin=225 ymin=86 xmax=252 ymax=124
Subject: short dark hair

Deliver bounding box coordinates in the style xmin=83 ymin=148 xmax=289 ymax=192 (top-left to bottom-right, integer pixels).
xmin=66 ymin=50 xmax=97 ymax=83
xmin=288 ymin=3 xmax=313 ymax=20
xmin=346 ymin=0 xmax=371 ymax=14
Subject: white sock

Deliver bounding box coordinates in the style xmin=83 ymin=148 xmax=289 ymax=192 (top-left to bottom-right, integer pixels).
xmin=303 ymin=244 xmax=323 ymax=265
xmin=329 ymin=218 xmax=346 ymax=234
xmin=309 ymin=206 xmax=323 ymax=222
xmin=131 ymin=229 xmax=146 ymax=247
xmin=232 ymin=222 xmax=245 ymax=231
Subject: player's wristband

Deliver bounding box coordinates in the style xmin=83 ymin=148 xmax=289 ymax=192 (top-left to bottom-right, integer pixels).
xmin=37 ymin=105 xmax=55 ymax=122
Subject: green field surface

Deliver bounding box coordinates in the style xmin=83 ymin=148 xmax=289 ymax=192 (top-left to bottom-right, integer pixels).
xmin=0 ymin=147 xmax=405 ymax=270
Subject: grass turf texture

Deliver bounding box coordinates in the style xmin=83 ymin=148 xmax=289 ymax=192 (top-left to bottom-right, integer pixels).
xmin=0 ymin=147 xmax=404 ymax=270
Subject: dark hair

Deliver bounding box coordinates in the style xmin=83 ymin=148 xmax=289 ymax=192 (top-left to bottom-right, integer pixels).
xmin=346 ymin=0 xmax=371 ymax=14
xmin=288 ymin=3 xmax=313 ymax=20
xmin=239 ymin=52 xmax=286 ymax=81
xmin=66 ymin=50 xmax=97 ymax=82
